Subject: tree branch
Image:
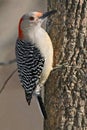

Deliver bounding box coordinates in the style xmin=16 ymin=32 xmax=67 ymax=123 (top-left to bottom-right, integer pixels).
xmin=0 ymin=59 xmax=16 ymax=66
xmin=0 ymin=68 xmax=17 ymax=94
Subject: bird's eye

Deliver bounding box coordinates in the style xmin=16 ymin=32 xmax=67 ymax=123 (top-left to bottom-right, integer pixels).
xmin=29 ymin=16 xmax=34 ymax=21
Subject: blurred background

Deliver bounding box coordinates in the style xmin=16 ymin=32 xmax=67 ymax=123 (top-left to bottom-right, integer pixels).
xmin=0 ymin=0 xmax=46 ymax=130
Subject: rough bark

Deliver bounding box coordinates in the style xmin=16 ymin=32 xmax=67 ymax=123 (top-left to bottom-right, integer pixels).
xmin=44 ymin=0 xmax=87 ymax=130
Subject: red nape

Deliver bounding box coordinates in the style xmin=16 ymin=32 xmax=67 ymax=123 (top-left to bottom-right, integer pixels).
xmin=18 ymin=17 xmax=24 ymax=39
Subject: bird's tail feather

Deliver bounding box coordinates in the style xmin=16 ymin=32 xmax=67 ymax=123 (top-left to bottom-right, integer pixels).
xmin=37 ymin=95 xmax=47 ymax=120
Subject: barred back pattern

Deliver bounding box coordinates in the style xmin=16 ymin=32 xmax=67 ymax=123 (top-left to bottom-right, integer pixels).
xmin=16 ymin=39 xmax=44 ymax=104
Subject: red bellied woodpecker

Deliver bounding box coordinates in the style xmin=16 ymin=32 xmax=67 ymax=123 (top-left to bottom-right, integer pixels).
xmin=16 ymin=10 xmax=57 ymax=119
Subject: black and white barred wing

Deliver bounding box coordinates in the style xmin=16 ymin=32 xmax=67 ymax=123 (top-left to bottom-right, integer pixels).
xmin=16 ymin=39 xmax=44 ymax=104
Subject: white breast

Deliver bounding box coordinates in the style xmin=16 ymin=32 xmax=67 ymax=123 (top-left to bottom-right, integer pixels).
xmin=24 ymin=26 xmax=53 ymax=84
xmin=35 ymin=27 xmax=53 ymax=84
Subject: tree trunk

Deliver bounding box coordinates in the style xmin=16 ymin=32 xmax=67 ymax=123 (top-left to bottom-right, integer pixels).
xmin=44 ymin=0 xmax=87 ymax=130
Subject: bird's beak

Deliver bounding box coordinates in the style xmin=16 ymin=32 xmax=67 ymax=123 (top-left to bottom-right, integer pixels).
xmin=39 ymin=10 xmax=57 ymax=19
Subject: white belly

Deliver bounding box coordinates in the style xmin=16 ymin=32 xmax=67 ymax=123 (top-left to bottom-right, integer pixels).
xmin=35 ymin=28 xmax=53 ymax=84
xmin=26 ymin=26 xmax=53 ymax=84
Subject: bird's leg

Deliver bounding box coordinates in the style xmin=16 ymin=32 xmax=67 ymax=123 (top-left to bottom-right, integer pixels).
xmin=52 ymin=63 xmax=69 ymax=72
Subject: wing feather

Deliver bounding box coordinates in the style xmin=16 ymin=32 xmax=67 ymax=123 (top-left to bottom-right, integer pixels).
xmin=16 ymin=39 xmax=44 ymax=104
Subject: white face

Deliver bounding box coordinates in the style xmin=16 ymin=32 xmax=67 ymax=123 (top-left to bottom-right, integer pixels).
xmin=20 ymin=12 xmax=43 ymax=31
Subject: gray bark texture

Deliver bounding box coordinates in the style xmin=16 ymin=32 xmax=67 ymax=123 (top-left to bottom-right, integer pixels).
xmin=44 ymin=0 xmax=87 ymax=130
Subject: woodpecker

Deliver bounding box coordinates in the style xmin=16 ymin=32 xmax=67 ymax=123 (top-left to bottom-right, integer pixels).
xmin=16 ymin=10 xmax=57 ymax=119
